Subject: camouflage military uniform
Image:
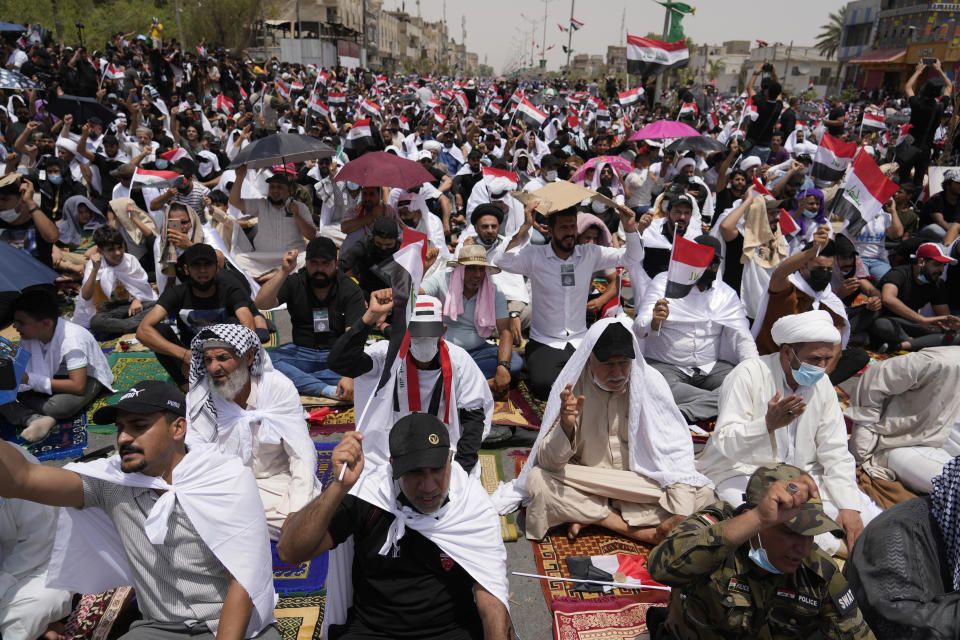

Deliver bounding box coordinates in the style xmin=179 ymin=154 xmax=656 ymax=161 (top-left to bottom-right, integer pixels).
xmin=647 ymin=501 xmax=876 ymax=640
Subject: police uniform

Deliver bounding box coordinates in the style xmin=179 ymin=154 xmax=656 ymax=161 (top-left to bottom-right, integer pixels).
xmin=646 ymin=464 xmax=876 ymax=640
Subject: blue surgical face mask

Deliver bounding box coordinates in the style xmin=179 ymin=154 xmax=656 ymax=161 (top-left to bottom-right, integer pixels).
xmin=748 ymin=537 xmax=782 ymax=574
xmin=802 ymin=208 xmax=818 ymax=219
xmin=47 ymin=173 xmax=63 ymax=185
xmin=918 ymin=273 xmax=929 ymax=284
xmin=790 ymin=348 xmax=826 ymax=387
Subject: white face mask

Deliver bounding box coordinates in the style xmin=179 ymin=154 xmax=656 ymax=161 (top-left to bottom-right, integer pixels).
xmin=544 ymin=170 xmax=558 ymax=182
xmin=409 ymin=336 xmax=439 ymax=362
xmin=591 ymin=200 xmax=607 ymax=215
xmin=0 ymin=202 xmax=21 ymax=223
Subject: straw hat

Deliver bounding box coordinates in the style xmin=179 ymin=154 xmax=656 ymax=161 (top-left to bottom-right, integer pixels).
xmin=447 ymin=244 xmax=501 ymax=273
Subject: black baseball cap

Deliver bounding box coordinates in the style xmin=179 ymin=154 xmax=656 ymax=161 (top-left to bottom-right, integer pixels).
xmin=389 ymin=413 xmax=451 ymax=479
xmin=306 ymin=236 xmax=337 ymax=261
xmin=181 ymin=243 xmax=217 ymax=265
xmin=92 ymin=380 xmax=186 ymax=425
xmin=372 ymin=216 xmax=399 ymax=238
xmin=592 ymin=322 xmax=635 ymax=362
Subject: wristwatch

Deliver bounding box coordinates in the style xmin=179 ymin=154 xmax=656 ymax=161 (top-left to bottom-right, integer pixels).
xmin=497 ymin=360 xmax=512 ymax=370
xmin=509 ymin=311 xmax=520 ymax=319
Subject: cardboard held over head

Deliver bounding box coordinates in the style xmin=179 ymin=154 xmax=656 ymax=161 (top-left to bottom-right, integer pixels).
xmin=510 ymin=180 xmax=618 ymax=215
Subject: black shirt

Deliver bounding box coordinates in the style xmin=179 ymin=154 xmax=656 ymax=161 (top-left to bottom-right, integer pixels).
xmin=155 ymin=275 xmax=251 ymax=343
xmin=745 ymin=98 xmax=783 ymax=147
xmin=277 ymin=269 xmax=365 ymax=350
xmin=328 ymin=495 xmax=482 ymax=640
xmin=715 ymin=188 xmax=742 ymax=218
xmin=778 ymin=107 xmax=797 ymax=137
xmin=826 ymin=106 xmax=847 ymax=137
xmin=908 ymin=95 xmax=945 ymax=148
xmin=919 ymin=192 xmax=960 ymax=228
xmin=723 ymin=233 xmax=746 ymax=299
xmin=878 ymin=264 xmax=948 ymax=313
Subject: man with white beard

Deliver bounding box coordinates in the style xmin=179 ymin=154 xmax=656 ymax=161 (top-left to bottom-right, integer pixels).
xmin=185 ymin=324 xmax=319 ymax=540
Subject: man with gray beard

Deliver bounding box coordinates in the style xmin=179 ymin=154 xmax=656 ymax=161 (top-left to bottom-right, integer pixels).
xmin=184 ymin=324 xmax=319 ymax=540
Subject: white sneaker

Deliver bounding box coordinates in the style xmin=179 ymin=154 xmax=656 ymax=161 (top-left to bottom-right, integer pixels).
xmin=21 ymin=415 xmax=57 ymax=442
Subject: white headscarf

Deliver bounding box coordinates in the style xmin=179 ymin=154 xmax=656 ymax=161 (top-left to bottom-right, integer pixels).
xmin=770 ymin=309 xmax=841 ymax=345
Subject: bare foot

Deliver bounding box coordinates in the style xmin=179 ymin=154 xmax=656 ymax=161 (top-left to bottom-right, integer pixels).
xmin=43 ymin=621 xmax=65 ymax=640
xmin=567 ymin=522 xmax=585 ymax=541
xmin=655 ymin=514 xmax=686 ymax=540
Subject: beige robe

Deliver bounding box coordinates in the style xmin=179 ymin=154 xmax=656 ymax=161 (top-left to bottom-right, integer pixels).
xmin=524 ymin=369 xmax=714 ymax=539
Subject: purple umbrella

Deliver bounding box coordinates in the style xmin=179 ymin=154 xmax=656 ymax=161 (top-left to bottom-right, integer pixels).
xmin=629 ymin=120 xmax=700 ymax=141
xmin=332 ymin=151 xmax=434 ymax=189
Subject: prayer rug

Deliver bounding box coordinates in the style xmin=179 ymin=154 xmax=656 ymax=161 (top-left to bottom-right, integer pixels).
xmin=515 ymin=379 xmax=546 ymax=424
xmin=260 ymin=310 xmax=281 ymax=349
xmin=63 ymin=586 xmax=137 ymax=640
xmin=0 ymin=412 xmax=88 ymax=461
xmin=552 ymin=596 xmax=663 ymax=640
xmin=478 ymin=449 xmax=519 ymax=541
xmin=493 ymin=385 xmax=542 ymax=430
xmin=274 ymin=591 xmax=325 ymax=640
xmin=530 ymin=526 xmax=668 ymax=606
xmin=308 ymin=407 xmax=356 ymax=435
xmin=87 ymin=352 xmax=170 ymax=433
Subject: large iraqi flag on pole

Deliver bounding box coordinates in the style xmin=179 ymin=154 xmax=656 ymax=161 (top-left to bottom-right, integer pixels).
xmin=626 ymin=35 xmax=689 ymax=76
xmin=831 ymin=152 xmax=900 ymax=236
xmin=810 ymin=132 xmax=857 ymax=183
xmin=665 ymin=235 xmax=715 ymax=298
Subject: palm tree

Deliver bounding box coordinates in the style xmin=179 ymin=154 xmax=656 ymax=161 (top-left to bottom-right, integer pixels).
xmin=816 ymin=8 xmax=847 ymax=93
xmin=707 ymin=58 xmax=724 ymax=81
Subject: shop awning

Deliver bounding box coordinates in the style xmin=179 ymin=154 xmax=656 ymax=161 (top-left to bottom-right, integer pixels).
xmin=850 ymin=48 xmax=906 ymax=64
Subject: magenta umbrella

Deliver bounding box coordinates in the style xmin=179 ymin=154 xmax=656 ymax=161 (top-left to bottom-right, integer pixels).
xmin=570 ymin=155 xmax=633 ymax=183
xmin=332 ymin=151 xmax=434 ymax=189
xmin=629 ymin=120 xmax=700 ymax=141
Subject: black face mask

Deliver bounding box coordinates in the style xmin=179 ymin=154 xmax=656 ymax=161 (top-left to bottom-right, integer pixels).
xmin=310 ymin=272 xmax=334 ymax=288
xmin=696 ymin=269 xmax=717 ymax=289
xmin=267 ymin=196 xmax=285 ymax=207
xmin=805 ymin=269 xmax=832 ymax=292
xmin=190 ymin=275 xmax=216 ymax=291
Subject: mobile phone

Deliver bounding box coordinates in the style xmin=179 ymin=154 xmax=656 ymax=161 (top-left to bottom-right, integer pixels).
xmin=168 ymin=219 xmax=182 ymax=232
xmin=923 ymin=57 xmax=937 ymax=66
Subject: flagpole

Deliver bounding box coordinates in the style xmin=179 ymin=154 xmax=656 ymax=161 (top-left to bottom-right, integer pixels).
xmin=657 ymin=221 xmax=680 ymax=336
xmin=654 ymin=1 xmax=671 ymax=108
xmin=565 ymin=0 xmax=575 ymax=72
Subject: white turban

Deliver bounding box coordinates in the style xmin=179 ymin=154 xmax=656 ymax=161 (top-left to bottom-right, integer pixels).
xmin=56 ymin=138 xmax=78 ymax=155
xmin=771 ymin=310 xmax=841 ymax=346
xmin=740 ymin=155 xmax=761 ymax=171
xmin=676 ymin=157 xmax=696 ymax=172
xmin=488 ymin=176 xmax=514 ymax=199
xmin=423 ymin=139 xmax=442 ymax=152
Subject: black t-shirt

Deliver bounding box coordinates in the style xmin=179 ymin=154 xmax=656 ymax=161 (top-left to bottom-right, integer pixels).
xmin=779 ymin=108 xmax=797 ymax=137
xmin=328 ymin=495 xmax=483 ymax=640
xmin=878 ymin=264 xmax=948 ymax=313
xmin=277 ymin=269 xmax=365 ymax=350
xmin=908 ymin=95 xmax=945 ymax=148
xmin=745 ymin=98 xmax=783 ymax=146
xmin=826 ymin=107 xmax=847 ymax=137
xmin=919 ymin=192 xmax=960 ymax=228
xmin=715 ymin=188 xmax=742 ymax=217
xmin=155 ymin=275 xmax=251 ymax=343
xmin=723 ymin=233 xmax=746 ymax=299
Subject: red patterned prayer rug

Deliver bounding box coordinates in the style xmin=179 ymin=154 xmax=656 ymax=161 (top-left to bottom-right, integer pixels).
xmin=552 ymin=596 xmax=665 ymax=640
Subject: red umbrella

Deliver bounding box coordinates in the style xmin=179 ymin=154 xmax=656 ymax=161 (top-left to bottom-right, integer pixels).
xmin=332 ymin=151 xmax=434 ymax=189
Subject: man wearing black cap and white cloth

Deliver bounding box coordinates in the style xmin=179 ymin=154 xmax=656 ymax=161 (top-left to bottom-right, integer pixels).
xmin=277 ymin=414 xmax=513 ymax=640
xmin=697 ymin=310 xmax=881 ymax=555
xmin=494 ymin=318 xmax=715 ymax=543
xmin=0 ymin=380 xmax=279 ymax=640
xmin=328 ymin=292 xmax=493 ymax=474
xmin=634 ymin=235 xmax=758 ymax=423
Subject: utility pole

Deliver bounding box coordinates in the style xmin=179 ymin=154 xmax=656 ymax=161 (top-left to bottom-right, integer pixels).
xmin=296 ymin=0 xmax=302 ymax=62
xmin=621 ymin=4 xmax=627 ymax=87
xmin=784 ymin=40 xmax=793 ymax=93
xmin=174 ymin=0 xmax=185 ymax=50
xmin=541 ymin=0 xmax=550 ymax=69
xmin=565 ymin=0 xmax=574 ymax=73
xmin=654 ymin=2 xmax=670 ymax=105
xmin=261 ymin=0 xmax=266 ymax=54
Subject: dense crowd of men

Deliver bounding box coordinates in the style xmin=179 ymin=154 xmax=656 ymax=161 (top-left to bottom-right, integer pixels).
xmin=3 ymin=21 xmax=960 ymax=640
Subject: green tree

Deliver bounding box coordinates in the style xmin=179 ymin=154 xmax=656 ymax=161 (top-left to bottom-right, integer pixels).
xmin=815 ymin=7 xmax=847 ymax=93
xmin=707 ymin=58 xmax=723 ymax=81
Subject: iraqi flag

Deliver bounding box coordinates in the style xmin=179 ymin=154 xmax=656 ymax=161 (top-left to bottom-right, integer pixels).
xmin=433 ymin=108 xmax=447 ymax=126
xmin=275 ymin=80 xmax=291 ymax=100
xmin=370 ymin=226 xmax=429 ymax=395
xmin=751 ymin=175 xmax=773 ymax=197
xmin=567 ymin=554 xmax=669 ymax=592
xmin=665 ymin=235 xmax=715 ymax=298
xmin=130 ymin=167 xmax=181 ymax=190
xmin=238 ymin=85 xmax=248 ymax=101
xmin=361 ymin=98 xmax=382 ymax=119
xmin=618 ymin=87 xmax=643 ymax=108
xmin=626 ymin=35 xmax=689 ymax=77
xmin=861 ymin=112 xmax=886 ymax=133
xmin=481 ymin=166 xmax=519 ymax=185
xmin=453 ymin=90 xmax=469 ymax=113
xmin=344 ymin=118 xmax=374 ymax=157
xmin=215 ymin=93 xmax=235 ymax=115
xmin=570 ymin=18 xmax=584 ymax=31
xmin=811 ymin=133 xmax=858 ymax=183
xmin=328 ymin=91 xmax=346 ymax=105
xmin=309 ymin=95 xmax=329 ymax=116
xmin=831 ymin=152 xmax=899 ymax=236
xmin=103 ymin=63 xmax=124 ymax=80
xmin=318 ymin=70 xmax=330 ymax=86
xmin=516 ymin=98 xmax=547 ymax=129
xmin=159 ymin=148 xmax=188 ymax=164
xmin=778 ymin=209 xmax=800 ymax=235
xmin=487 ymin=101 xmax=502 ymax=117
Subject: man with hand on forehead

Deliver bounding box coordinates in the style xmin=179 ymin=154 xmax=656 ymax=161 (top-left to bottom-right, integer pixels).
xmin=278 ymin=414 xmax=513 ymax=640
xmin=647 ymin=463 xmax=875 ymax=640
xmin=698 ymin=310 xmax=881 ymax=555
xmin=0 ymin=380 xmax=279 ymax=640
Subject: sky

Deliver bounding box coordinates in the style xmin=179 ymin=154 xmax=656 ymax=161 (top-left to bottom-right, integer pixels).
xmin=381 ymin=0 xmax=835 ymax=73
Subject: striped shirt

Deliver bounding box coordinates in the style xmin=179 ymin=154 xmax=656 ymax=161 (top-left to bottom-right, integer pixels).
xmin=173 ymin=181 xmax=210 ymax=218
xmin=81 ymin=476 xmax=230 ymax=632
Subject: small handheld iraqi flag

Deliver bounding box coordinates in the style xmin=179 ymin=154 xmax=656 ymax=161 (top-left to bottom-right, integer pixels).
xmin=831 ymin=152 xmax=900 ymax=236
xmin=618 ymin=87 xmax=643 ymax=108
xmin=778 ymin=209 xmax=800 ymax=235
xmin=516 ymin=98 xmax=547 ymax=129
xmin=811 ymin=133 xmax=857 ymax=182
xmin=860 ymin=112 xmax=886 ymax=133
xmin=665 ymin=235 xmax=715 ymax=298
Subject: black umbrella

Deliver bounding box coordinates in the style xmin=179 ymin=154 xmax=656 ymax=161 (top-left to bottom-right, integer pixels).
xmin=48 ymin=94 xmax=116 ymax=125
xmin=227 ymin=132 xmax=335 ymax=170
xmin=0 ymin=242 xmax=59 ymax=293
xmin=0 ymin=22 xmax=25 ymax=32
xmin=665 ymin=135 xmax=727 ymax=154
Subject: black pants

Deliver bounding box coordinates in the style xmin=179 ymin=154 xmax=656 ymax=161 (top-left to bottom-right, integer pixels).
xmin=153 ymin=323 xmax=189 ymax=387
xmin=897 ymin=144 xmax=931 ymax=186
xmin=846 ymin=305 xmax=879 ymax=346
xmin=871 ymin=315 xmax=960 ymax=350
xmin=829 ymin=347 xmax=869 ymax=386
xmin=524 ymin=340 xmax=575 ymax=400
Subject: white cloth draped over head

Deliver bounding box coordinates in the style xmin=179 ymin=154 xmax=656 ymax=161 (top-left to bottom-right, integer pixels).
xmin=770 ymin=309 xmax=841 ymax=346
xmin=59 ymin=195 xmax=107 ymax=246
xmin=185 ymin=324 xmax=318 ymax=484
xmin=45 ymin=443 xmax=276 ymax=638
xmin=785 ymin=129 xmax=818 ymax=156
xmin=109 ymin=198 xmax=159 ymax=258
xmin=587 ymin=159 xmax=626 ymax=197
xmin=752 ymin=272 xmax=849 ymax=347
xmin=19 ymin=318 xmax=114 ymax=395
xmin=324 ymin=457 xmax=509 ymax=634
xmin=72 ymin=253 xmax=157 ymax=328
xmin=490 ymin=317 xmax=713 ymax=515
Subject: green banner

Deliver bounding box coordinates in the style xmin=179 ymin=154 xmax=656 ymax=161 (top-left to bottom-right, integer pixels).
xmin=658 ymin=2 xmax=694 ymax=43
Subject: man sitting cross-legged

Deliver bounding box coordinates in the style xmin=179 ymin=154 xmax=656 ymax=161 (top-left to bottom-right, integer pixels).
xmin=185 ymin=324 xmax=319 ymax=540
xmin=494 ymin=318 xmax=715 ymax=543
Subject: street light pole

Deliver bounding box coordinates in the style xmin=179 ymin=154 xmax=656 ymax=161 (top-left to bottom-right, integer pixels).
xmin=565 ymin=0 xmax=574 ymax=72
xmin=653 ymin=3 xmax=670 ymax=105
